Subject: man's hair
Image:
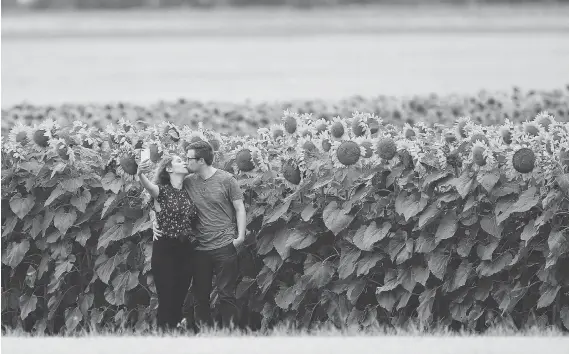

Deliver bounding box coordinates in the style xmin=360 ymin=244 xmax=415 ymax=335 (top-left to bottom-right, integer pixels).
xmin=187 ymin=140 xmax=214 ymax=166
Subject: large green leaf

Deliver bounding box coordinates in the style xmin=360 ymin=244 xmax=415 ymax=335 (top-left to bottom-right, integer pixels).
xmin=560 ymin=306 xmax=569 ymax=330
xmin=477 ymin=171 xmax=500 ymax=192
xmin=61 ymin=177 xmax=84 ymax=193
xmin=96 ymin=252 xmax=130 ymax=285
xmin=496 ymin=186 xmax=540 ymax=224
xmin=417 ymin=288 xmax=437 ymax=324
xmin=520 ymin=219 xmax=538 ymax=244
xmin=476 ymin=236 xmax=500 ymax=261
xmin=44 ymin=185 xmax=66 ymax=207
xmin=54 ymin=207 xmax=77 ymax=236
xmin=476 ymin=251 xmax=513 ymax=277
xmin=262 ymin=253 xmax=283 ymax=272
xmin=356 ymin=253 xmax=383 ymax=276
xmin=427 ymin=248 xmax=450 ymax=280
xmin=64 ymin=307 xmax=83 ymax=332
xmin=2 ymin=240 xmax=30 ymax=268
xmin=19 ymin=294 xmax=38 ymax=320
xmin=449 ymin=171 xmax=474 ymax=198
xmin=480 ymin=215 xmax=502 ymax=239
xmin=10 ymin=194 xmax=35 ymax=219
xmin=303 ymin=260 xmax=335 ymax=289
xmin=412 ymin=264 xmax=430 ymax=286
xmin=416 ymin=203 xmax=442 ymax=230
xmin=435 ymin=210 xmax=458 ymax=243
xmin=97 ymin=223 xmax=125 ymax=250
xmin=101 ymin=172 xmax=123 ymax=194
xmin=111 ymin=270 xmax=140 ymax=306
xmin=338 ymin=245 xmax=361 ymax=279
xmin=395 ymin=191 xmax=427 ymax=221
xmin=537 ymin=284 xmax=561 ymax=309
xmin=264 ymin=199 xmax=291 ymax=225
xmin=71 ymin=189 xmax=91 ymax=213
xmin=323 ymin=201 xmax=355 ymax=236
xmin=353 ymin=221 xmax=390 ymax=251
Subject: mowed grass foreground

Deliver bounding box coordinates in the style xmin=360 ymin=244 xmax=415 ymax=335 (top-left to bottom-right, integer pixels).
xmin=2 ymin=324 xmax=568 ymax=354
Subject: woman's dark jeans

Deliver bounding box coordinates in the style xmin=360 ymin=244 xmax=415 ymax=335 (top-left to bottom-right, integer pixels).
xmin=151 ymin=237 xmax=194 ymax=330
xmin=192 ymin=242 xmax=240 ymax=329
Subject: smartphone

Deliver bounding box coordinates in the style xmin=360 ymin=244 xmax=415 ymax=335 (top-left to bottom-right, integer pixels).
xmin=140 ymin=148 xmax=150 ymax=162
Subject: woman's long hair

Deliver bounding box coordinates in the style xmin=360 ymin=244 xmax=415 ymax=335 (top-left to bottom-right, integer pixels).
xmin=152 ymin=155 xmax=174 ymax=186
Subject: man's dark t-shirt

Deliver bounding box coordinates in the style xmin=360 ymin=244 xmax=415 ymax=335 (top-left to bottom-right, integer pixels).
xmin=183 ymin=170 xmax=243 ymax=251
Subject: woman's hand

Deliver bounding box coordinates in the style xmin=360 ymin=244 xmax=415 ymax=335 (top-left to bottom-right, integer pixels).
xmin=153 ymin=219 xmax=163 ymax=241
xmin=137 ymin=159 xmax=153 ymax=176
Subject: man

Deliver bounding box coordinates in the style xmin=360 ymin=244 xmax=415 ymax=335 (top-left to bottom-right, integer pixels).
xmin=153 ymin=140 xmax=246 ymax=330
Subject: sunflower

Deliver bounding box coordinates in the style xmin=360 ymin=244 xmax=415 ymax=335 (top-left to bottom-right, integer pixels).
xmin=350 ymin=112 xmax=370 ymax=137
xmin=454 ymin=116 xmax=472 ymax=139
xmin=402 ymin=123 xmax=416 ymax=140
xmin=282 ymin=110 xmax=299 ymax=135
xmin=313 ymin=118 xmax=329 ymax=136
xmin=376 ymin=136 xmax=398 ymax=161
xmin=534 ymin=111 xmax=555 ymax=132
xmin=522 ymin=121 xmax=541 ymax=138
xmin=234 ymin=142 xmax=269 ymax=174
xmin=280 ymin=156 xmax=306 ymax=189
xmin=109 ymin=143 xmax=139 ymax=183
xmin=329 ymin=116 xmax=349 ymax=141
xmin=512 ymin=147 xmax=535 ymax=173
xmin=314 ymin=131 xmax=333 ymax=154
xmin=297 ymin=136 xmax=318 ymax=156
xmin=330 ymin=139 xmax=365 ymax=169
xmin=52 ymin=137 xmax=77 ymax=164
xmin=270 ymin=124 xmax=286 ymax=141
xmin=8 ymin=122 xmax=31 ymax=147
xmin=31 ymin=119 xmax=58 ymax=151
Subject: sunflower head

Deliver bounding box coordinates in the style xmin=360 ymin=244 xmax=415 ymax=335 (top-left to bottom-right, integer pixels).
xmin=535 ymin=112 xmax=554 ymax=132
xmin=366 ymin=116 xmax=381 ymax=135
xmin=120 ymin=152 xmax=138 ymax=176
xmin=271 ymin=125 xmax=285 ymax=140
xmin=283 ymin=111 xmax=298 ymax=135
xmin=470 ymin=133 xmax=489 ymax=145
xmin=33 ymin=129 xmax=50 ymax=148
xmin=560 ymin=149 xmax=569 ymax=170
xmin=499 ymin=126 xmax=513 ymax=145
xmin=472 ymin=144 xmax=487 ymax=166
xmin=314 ymin=119 xmax=329 ymax=136
xmin=444 ymin=131 xmax=457 ymax=144
xmin=360 ymin=141 xmax=374 ymax=158
xmin=403 ymin=124 xmax=416 ymax=140
xmin=163 ymin=123 xmax=180 ymax=142
xmin=8 ymin=122 xmax=31 ymax=147
xmin=330 ymin=121 xmax=346 ymax=139
xmin=523 ymin=121 xmax=540 ymax=137
xmin=57 ymin=143 xmax=70 ymax=161
xmin=351 ymin=114 xmax=367 ymax=137
xmin=376 ymin=137 xmax=397 ymax=160
xmin=336 ymin=140 xmax=361 ymax=166
xmin=282 ymin=160 xmax=302 ymax=185
xmin=236 ymin=149 xmax=255 ymax=172
xmin=455 ymin=117 xmax=470 ymax=139
xmin=512 ymin=147 xmax=536 ymax=173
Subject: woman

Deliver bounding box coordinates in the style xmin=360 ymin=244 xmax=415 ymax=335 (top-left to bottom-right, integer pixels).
xmin=137 ymin=154 xmax=198 ymax=331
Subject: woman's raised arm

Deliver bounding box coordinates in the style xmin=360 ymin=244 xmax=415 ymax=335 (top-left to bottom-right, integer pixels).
xmin=137 ymin=160 xmax=159 ymax=198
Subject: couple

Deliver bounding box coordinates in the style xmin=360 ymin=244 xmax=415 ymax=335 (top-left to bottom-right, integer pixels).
xmin=137 ymin=140 xmax=247 ymax=331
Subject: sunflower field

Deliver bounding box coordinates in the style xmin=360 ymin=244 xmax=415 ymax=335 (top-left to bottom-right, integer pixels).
xmin=2 ymin=86 xmax=569 ymax=137
xmin=1 ymin=103 xmax=569 ymax=334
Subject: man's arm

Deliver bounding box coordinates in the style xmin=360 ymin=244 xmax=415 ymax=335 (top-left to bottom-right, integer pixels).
xmin=232 ymin=199 xmax=246 ymax=243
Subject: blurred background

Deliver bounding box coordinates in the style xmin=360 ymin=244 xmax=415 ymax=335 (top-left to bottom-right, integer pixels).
xmin=2 ymin=0 xmax=569 ymax=107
